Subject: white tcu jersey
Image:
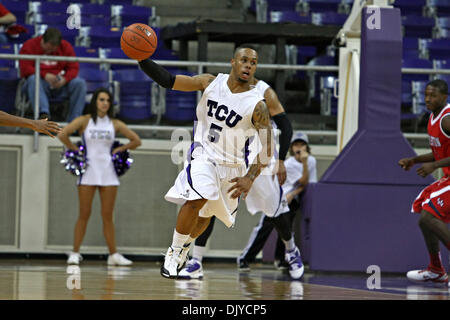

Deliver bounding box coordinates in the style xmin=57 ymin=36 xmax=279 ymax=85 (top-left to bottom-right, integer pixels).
xmin=193 ymin=73 xmax=264 ymax=166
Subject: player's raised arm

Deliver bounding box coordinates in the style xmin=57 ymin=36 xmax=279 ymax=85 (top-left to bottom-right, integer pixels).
xmin=138 ymin=58 xmax=215 ymax=92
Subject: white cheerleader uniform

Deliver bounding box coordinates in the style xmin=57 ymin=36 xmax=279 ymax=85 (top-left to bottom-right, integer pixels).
xmin=244 ymin=80 xmax=290 ymax=218
xmin=78 ymin=115 xmax=119 ymax=186
xmin=165 ymin=73 xmax=264 ymax=228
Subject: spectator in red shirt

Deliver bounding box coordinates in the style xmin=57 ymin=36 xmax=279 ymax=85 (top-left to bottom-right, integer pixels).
xmin=0 ymin=4 xmax=17 ymax=44
xmin=19 ymin=27 xmax=86 ymax=121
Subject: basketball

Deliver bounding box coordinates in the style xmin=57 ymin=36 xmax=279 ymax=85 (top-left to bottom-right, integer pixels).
xmin=120 ymin=23 xmax=158 ymax=61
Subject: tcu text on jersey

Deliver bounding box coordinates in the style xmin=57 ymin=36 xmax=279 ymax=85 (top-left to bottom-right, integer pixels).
xmin=207 ymin=99 xmax=243 ymax=128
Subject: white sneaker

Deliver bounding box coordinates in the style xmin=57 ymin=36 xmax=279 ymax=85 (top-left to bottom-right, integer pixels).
xmin=406 ymin=267 xmax=448 ymax=283
xmin=161 ymin=246 xmax=183 ymax=279
xmin=179 ymin=244 xmax=191 ymax=271
xmin=285 ymin=247 xmax=304 ymax=280
xmin=107 ymin=253 xmax=133 ymax=266
xmin=178 ymin=258 xmax=204 ymax=279
xmin=67 ymin=252 xmax=82 ymax=265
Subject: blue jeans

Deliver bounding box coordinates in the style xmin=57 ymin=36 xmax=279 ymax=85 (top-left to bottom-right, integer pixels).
xmin=25 ymin=75 xmax=87 ymax=122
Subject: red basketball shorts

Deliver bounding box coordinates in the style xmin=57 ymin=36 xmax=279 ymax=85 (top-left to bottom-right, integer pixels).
xmin=412 ymin=176 xmax=450 ymax=223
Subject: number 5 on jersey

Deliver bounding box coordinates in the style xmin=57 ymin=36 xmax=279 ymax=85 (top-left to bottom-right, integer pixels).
xmin=208 ymin=123 xmax=223 ymax=143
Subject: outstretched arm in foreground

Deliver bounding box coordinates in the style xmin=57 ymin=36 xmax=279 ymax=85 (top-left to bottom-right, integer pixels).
xmin=0 ymin=111 xmax=61 ymax=137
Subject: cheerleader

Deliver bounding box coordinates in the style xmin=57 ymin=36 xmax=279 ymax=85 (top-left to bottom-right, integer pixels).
xmin=58 ymin=88 xmax=141 ymax=266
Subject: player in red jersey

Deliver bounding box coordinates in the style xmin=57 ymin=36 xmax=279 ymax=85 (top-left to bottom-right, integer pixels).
xmin=399 ymin=79 xmax=450 ymax=285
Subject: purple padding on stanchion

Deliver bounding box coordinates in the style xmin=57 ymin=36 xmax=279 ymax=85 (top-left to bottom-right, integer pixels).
xmin=301 ymin=183 xmax=448 ymax=272
xmin=321 ymin=7 xmax=434 ymax=186
xmin=263 ymin=8 xmax=441 ymax=272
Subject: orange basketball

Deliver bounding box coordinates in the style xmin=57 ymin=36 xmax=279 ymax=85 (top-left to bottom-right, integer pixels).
xmin=120 ymin=23 xmax=157 ymax=60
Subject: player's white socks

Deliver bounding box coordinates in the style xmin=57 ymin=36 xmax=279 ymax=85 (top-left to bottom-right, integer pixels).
xmin=283 ymin=237 xmax=295 ymax=252
xmin=192 ymin=245 xmax=206 ymax=262
xmin=172 ymin=230 xmax=190 ymax=249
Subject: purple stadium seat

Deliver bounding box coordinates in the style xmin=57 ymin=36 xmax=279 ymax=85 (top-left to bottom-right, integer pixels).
xmin=101 ymin=47 xmax=130 ymax=70
xmin=165 ymin=70 xmax=197 ymax=122
xmin=78 ymin=67 xmax=110 ymax=94
xmin=402 ymin=58 xmax=433 ymax=83
xmin=304 ymin=0 xmax=342 ymax=14
xmin=112 ymin=68 xmax=152 ymax=120
xmin=312 ymin=12 xmax=348 ymax=26
xmin=1 ymin=0 xmax=27 ymax=23
xmin=266 ymin=0 xmax=298 ymax=12
xmin=78 ymin=3 xmax=111 ymax=17
xmin=0 ymin=67 xmax=19 ymax=113
xmin=421 ymin=38 xmax=450 ymax=60
xmin=402 ymin=16 xmax=434 ymax=38
xmin=83 ymin=26 xmax=123 ymax=48
xmin=112 ymin=4 xmax=153 ymax=27
xmin=0 ymin=44 xmax=16 ymax=68
xmin=428 ymin=0 xmax=450 ymax=16
xmin=394 ymin=0 xmax=426 ymax=16
xmin=269 ymin=11 xmax=312 ymax=24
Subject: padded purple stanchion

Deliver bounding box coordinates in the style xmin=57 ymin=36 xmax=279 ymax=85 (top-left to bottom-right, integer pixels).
xmin=263 ymin=7 xmax=447 ymax=272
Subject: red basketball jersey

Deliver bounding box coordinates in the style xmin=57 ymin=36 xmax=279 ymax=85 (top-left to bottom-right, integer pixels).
xmin=428 ymin=104 xmax=450 ymax=176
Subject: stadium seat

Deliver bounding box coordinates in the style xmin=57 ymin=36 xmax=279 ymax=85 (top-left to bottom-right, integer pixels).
xmin=100 ymin=47 xmax=131 ymax=70
xmin=27 ymin=1 xmax=68 ymax=25
xmin=299 ymin=0 xmax=342 ymax=14
xmin=0 ymin=44 xmax=17 ymax=68
xmin=0 ymin=67 xmax=19 ymax=113
xmin=112 ymin=68 xmax=153 ymax=121
xmin=401 ymin=16 xmax=434 ymax=38
xmin=427 ymin=0 xmax=450 ymax=17
xmin=269 ymin=11 xmax=311 ymax=24
xmin=411 ymin=81 xmax=427 ymax=115
xmin=77 ymin=26 xmax=123 ymax=48
xmin=111 ymin=4 xmax=155 ymax=28
xmin=1 ymin=0 xmax=27 ymax=23
xmin=402 ymin=58 xmax=433 ymax=82
xmin=319 ymin=75 xmax=337 ymax=116
xmin=393 ymin=0 xmax=426 ymax=16
xmin=74 ymin=46 xmax=101 ymax=69
xmin=312 ymin=12 xmax=348 ymax=26
xmin=164 ymin=69 xmax=197 ymax=122
xmin=420 ymin=38 xmax=450 ymax=60
xmin=306 ymin=55 xmax=338 ymax=112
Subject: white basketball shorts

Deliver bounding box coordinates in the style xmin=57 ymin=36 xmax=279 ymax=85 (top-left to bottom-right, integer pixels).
xmin=245 ymin=171 xmax=289 ymax=218
xmin=165 ymin=148 xmax=246 ymax=228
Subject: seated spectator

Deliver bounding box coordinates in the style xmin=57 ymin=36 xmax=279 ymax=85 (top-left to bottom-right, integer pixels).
xmin=0 ymin=4 xmax=17 ymax=44
xmin=19 ymin=27 xmax=87 ymax=122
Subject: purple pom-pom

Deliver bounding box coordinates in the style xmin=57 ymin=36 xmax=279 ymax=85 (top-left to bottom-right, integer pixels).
xmin=111 ymin=140 xmax=133 ymax=177
xmin=60 ymin=141 xmax=87 ymax=176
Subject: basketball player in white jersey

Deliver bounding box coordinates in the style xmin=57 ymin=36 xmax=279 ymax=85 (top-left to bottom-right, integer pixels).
xmin=177 ymin=78 xmax=304 ymax=280
xmin=138 ymin=46 xmax=274 ymax=279
xmin=58 ymin=88 xmax=141 ymax=266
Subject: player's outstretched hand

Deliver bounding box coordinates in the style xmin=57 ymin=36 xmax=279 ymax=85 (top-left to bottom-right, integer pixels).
xmin=416 ymin=163 xmax=436 ymax=177
xmin=31 ymin=118 xmax=61 ymax=138
xmin=398 ymin=157 xmax=415 ymax=171
xmin=228 ymin=176 xmax=254 ymax=199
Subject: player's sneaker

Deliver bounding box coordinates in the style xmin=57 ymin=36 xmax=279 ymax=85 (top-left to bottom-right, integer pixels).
xmin=286 ymin=247 xmax=304 ymax=280
xmin=178 ymin=243 xmax=191 ymax=271
xmin=178 ymin=258 xmax=204 ymax=279
xmin=237 ymin=258 xmax=250 ymax=272
xmin=406 ymin=267 xmax=448 ymax=283
xmin=107 ymin=253 xmax=133 ymax=266
xmin=161 ymin=246 xmax=183 ymax=279
xmin=67 ymin=252 xmax=83 ymax=265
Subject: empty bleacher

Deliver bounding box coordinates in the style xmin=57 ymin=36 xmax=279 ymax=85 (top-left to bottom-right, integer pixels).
xmin=0 ymin=0 xmax=447 ymax=132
